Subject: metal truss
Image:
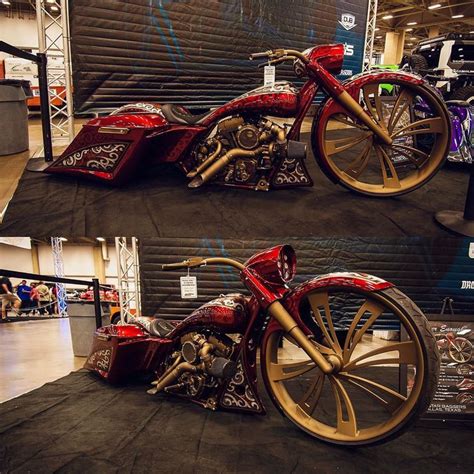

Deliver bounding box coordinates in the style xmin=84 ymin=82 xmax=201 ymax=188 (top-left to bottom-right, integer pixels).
xmin=115 ymin=237 xmax=142 ymax=323
xmin=51 ymin=237 xmax=68 ymax=317
xmin=363 ymin=0 xmax=378 ymax=70
xmin=35 ymin=0 xmax=74 ymax=145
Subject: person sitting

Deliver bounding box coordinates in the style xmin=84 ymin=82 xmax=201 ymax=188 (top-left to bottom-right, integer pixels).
xmin=1 ymin=275 xmax=21 ymax=322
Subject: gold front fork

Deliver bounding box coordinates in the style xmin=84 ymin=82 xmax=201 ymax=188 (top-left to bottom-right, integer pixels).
xmin=337 ymin=90 xmax=393 ymax=146
xmin=267 ymin=301 xmax=335 ymax=374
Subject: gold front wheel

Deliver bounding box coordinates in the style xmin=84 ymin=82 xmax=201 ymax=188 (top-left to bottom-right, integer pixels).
xmin=313 ymin=79 xmax=451 ymax=197
xmin=262 ymin=287 xmax=439 ymax=446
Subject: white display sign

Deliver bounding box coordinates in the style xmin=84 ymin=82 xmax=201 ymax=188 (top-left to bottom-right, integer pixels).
xmin=469 ymin=242 xmax=474 ymax=259
xmin=180 ymin=276 xmax=198 ymax=299
xmin=264 ymin=65 xmax=275 ymax=88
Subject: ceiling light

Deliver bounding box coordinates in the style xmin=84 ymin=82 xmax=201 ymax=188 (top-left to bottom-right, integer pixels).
xmin=96 ymin=237 xmax=106 ymax=242
xmin=452 ymin=14 xmax=464 ymax=19
xmin=382 ymin=15 xmax=393 ymax=20
xmin=376 ymin=35 xmax=383 ymax=39
xmin=59 ymin=237 xmax=68 ymax=242
xmin=407 ymin=21 xmax=417 ymax=26
xmin=410 ymin=37 xmax=417 ymax=40
xmin=428 ymin=3 xmax=442 ymax=9
xmin=375 ymin=28 xmax=380 ymax=31
xmin=406 ymin=28 xmax=413 ymax=32
xmin=46 ymin=0 xmax=55 ymax=3
xmin=1 ymin=0 xmax=11 ymax=5
xmin=51 ymin=5 xmax=59 ymax=10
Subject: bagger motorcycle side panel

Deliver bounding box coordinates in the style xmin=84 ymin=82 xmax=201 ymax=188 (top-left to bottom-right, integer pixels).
xmin=45 ymin=43 xmax=451 ymax=196
xmin=86 ymin=245 xmax=440 ymax=446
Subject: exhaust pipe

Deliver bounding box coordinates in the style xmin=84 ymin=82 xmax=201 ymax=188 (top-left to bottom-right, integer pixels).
xmin=188 ymin=146 xmax=267 ymax=188
xmin=186 ymin=140 xmax=223 ymax=179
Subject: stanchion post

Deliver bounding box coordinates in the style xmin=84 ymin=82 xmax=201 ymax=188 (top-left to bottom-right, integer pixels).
xmin=37 ymin=52 xmax=54 ymax=162
xmin=435 ymin=163 xmax=474 ymax=237
xmin=92 ymin=278 xmax=102 ymax=329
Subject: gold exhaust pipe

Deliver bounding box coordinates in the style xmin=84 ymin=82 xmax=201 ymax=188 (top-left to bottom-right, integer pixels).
xmin=186 ymin=140 xmax=223 ymax=178
xmin=188 ymin=146 xmax=267 ymax=188
xmin=147 ymin=361 xmax=198 ymax=395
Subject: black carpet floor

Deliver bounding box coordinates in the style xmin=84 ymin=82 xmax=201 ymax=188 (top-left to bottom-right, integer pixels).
xmin=0 ymin=370 xmax=472 ymax=474
xmin=0 ymin=136 xmax=469 ymax=237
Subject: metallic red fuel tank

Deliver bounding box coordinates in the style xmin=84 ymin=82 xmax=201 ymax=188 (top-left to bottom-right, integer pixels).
xmin=200 ymin=81 xmax=299 ymax=126
xmin=171 ymin=293 xmax=251 ymax=337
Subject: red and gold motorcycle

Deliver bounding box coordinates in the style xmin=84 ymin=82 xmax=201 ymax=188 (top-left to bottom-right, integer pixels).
xmin=86 ymin=245 xmax=439 ymax=446
xmin=46 ymin=44 xmax=450 ymax=197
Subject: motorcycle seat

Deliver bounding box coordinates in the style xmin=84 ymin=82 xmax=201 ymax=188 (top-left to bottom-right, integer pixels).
xmin=148 ymin=318 xmax=176 ymax=338
xmin=160 ymin=103 xmax=211 ymax=125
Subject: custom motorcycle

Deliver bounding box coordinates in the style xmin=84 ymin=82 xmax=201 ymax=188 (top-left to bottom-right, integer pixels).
xmin=86 ymin=245 xmax=440 ymax=446
xmin=45 ymin=44 xmax=451 ymax=197
xmin=435 ymin=329 xmax=473 ymax=363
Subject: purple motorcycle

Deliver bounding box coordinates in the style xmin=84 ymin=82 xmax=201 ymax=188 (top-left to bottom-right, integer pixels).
xmin=446 ymin=100 xmax=473 ymax=163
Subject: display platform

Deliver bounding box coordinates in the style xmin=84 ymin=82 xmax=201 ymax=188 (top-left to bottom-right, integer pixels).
xmin=0 ymin=370 xmax=472 ymax=473
xmin=0 ymin=135 xmax=469 ymax=237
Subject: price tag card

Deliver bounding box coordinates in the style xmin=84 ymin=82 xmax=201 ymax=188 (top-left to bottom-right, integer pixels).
xmin=264 ymin=65 xmax=275 ymax=88
xmin=180 ymin=276 xmax=198 ymax=299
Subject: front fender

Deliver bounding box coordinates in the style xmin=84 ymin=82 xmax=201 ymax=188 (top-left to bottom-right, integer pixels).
xmin=342 ymin=70 xmax=425 ymax=96
xmin=261 ymin=272 xmax=394 ymax=345
xmin=284 ymin=272 xmax=394 ymax=317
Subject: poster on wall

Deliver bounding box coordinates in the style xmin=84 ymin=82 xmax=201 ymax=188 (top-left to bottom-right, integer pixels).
xmin=428 ymin=320 xmax=473 ymax=416
xmin=407 ymin=316 xmax=474 ymax=419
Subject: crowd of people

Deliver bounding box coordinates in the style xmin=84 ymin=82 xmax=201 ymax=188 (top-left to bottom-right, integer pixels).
xmin=1 ymin=276 xmax=58 ymax=322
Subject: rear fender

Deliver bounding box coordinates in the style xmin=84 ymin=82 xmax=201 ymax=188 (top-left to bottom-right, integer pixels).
xmin=45 ymin=113 xmax=169 ymax=184
xmin=85 ymin=324 xmax=173 ymax=383
xmin=45 ymin=113 xmax=205 ymax=183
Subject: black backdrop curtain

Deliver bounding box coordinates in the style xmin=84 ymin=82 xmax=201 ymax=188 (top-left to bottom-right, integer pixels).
xmin=138 ymin=237 xmax=474 ymax=323
xmin=69 ymin=0 xmax=369 ymax=112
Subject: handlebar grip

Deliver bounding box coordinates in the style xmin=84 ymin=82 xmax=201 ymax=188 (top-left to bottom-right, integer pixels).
xmin=249 ymin=51 xmax=272 ymax=60
xmin=161 ymin=262 xmax=188 ymax=271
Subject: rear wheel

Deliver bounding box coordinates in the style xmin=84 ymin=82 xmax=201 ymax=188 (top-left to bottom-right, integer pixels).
xmin=313 ymin=79 xmax=450 ymax=196
xmin=262 ymin=286 xmax=439 ymax=446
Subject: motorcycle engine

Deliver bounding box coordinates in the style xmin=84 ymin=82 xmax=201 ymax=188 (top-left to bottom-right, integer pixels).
xmin=161 ymin=332 xmax=236 ymax=409
xmin=189 ymin=116 xmax=289 ymax=191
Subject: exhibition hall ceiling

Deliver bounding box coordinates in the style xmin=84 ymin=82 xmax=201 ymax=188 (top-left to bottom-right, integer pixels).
xmin=375 ymin=0 xmax=474 ymax=51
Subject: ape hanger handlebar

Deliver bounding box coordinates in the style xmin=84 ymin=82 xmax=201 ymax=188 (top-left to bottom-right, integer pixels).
xmin=249 ymin=48 xmax=309 ymax=64
xmin=161 ymin=257 xmax=245 ymax=272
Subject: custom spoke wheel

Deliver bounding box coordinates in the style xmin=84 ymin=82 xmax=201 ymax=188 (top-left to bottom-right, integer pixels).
xmin=313 ymin=79 xmax=450 ymax=196
xmin=449 ymin=338 xmax=472 ymax=363
xmin=262 ymin=287 xmax=439 ymax=446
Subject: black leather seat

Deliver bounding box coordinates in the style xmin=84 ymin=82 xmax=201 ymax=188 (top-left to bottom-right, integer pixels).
xmin=148 ymin=318 xmax=176 ymax=337
xmin=160 ymin=103 xmax=211 ymax=125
